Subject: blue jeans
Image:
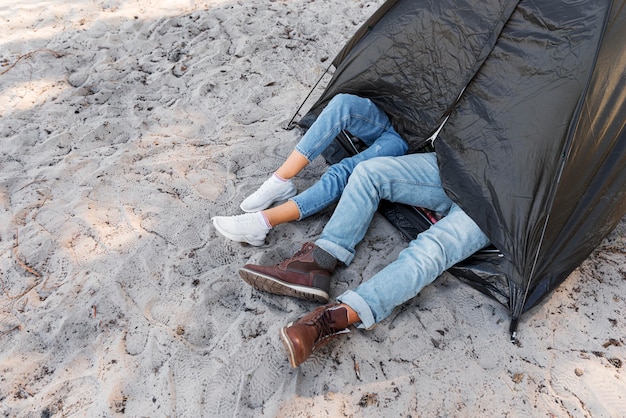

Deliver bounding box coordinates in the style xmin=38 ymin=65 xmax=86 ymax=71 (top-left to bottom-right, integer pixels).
xmin=291 ymin=94 xmax=408 ymax=219
xmin=315 ymin=153 xmax=491 ymax=328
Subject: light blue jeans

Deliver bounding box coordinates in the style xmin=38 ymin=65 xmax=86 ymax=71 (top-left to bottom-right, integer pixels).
xmin=315 ymin=153 xmax=491 ymax=328
xmin=291 ymin=94 xmax=408 ymax=219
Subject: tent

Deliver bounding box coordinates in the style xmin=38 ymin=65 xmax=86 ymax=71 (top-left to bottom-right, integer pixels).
xmin=296 ymin=0 xmax=626 ymax=339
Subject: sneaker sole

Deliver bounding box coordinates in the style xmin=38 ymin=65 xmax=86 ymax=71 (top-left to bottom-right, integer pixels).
xmin=239 ymin=267 xmax=329 ymax=303
xmin=240 ymin=188 xmax=297 ymax=213
xmin=212 ymin=221 xmax=266 ymax=246
xmin=279 ymin=325 xmax=299 ymax=368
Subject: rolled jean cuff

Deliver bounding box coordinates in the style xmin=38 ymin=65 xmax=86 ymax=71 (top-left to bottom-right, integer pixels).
xmin=288 ymin=198 xmax=305 ymax=221
xmin=315 ymin=238 xmax=354 ymax=265
xmin=337 ymin=290 xmax=375 ymax=329
xmin=294 ymin=144 xmax=315 ymax=163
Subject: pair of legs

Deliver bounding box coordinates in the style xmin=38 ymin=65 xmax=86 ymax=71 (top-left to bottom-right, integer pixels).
xmin=212 ymin=94 xmax=408 ymax=245
xmin=239 ymin=153 xmax=490 ymax=366
xmin=314 ymin=153 xmax=490 ymax=328
xmin=282 ymin=94 xmax=408 ymax=222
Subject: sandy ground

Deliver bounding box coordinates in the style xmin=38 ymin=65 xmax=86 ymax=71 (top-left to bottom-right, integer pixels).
xmin=1 ymin=0 xmax=625 ymax=416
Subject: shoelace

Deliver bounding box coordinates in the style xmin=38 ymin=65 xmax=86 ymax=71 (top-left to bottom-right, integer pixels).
xmin=231 ymin=214 xmax=253 ymax=224
xmin=308 ymin=308 xmax=347 ymax=347
xmin=255 ymin=178 xmax=281 ymax=196
xmin=278 ymin=243 xmax=314 ymax=268
xmin=314 ymin=311 xmax=336 ymax=342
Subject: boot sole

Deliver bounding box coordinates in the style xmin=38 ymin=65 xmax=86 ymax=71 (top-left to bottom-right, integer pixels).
xmin=279 ymin=325 xmax=299 ymax=368
xmin=239 ymin=267 xmax=329 ymax=303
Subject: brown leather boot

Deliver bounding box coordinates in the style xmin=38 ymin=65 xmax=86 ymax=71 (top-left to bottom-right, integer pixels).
xmin=280 ymin=304 xmax=350 ymax=368
xmin=238 ymin=242 xmax=337 ymax=303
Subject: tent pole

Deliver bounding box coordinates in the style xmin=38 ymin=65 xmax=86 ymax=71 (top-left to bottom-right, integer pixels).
xmin=283 ymin=61 xmax=334 ymax=131
xmin=509 ymin=317 xmax=519 ymax=343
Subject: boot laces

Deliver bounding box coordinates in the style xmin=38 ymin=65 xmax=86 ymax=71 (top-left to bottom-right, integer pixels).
xmin=310 ymin=308 xmax=344 ymax=346
xmin=255 ymin=179 xmax=275 ymax=194
xmin=279 ymin=243 xmax=314 ymax=268
xmin=314 ymin=311 xmax=336 ymax=341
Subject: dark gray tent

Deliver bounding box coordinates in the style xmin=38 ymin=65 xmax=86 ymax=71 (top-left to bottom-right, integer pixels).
xmin=297 ymin=0 xmax=626 ymax=339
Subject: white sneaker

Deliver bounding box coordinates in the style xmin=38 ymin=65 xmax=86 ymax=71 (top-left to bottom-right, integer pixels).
xmin=212 ymin=213 xmax=270 ymax=246
xmin=240 ymin=175 xmax=297 ymax=212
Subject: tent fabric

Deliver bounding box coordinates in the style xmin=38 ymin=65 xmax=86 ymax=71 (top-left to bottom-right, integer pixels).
xmin=299 ymin=0 xmax=626 ymax=338
xmin=300 ymin=0 xmax=520 ymax=151
xmin=438 ymin=0 xmax=626 ymax=329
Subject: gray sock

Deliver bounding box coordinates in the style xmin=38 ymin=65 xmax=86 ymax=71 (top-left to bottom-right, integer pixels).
xmin=312 ymin=246 xmax=337 ymax=271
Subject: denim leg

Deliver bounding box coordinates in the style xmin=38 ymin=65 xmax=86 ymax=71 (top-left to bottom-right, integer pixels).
xmin=337 ymin=204 xmax=490 ymax=328
xmin=292 ymin=131 xmax=408 ymax=219
xmin=294 ymin=93 xmax=400 ymax=161
xmin=290 ymin=93 xmax=408 ymax=219
xmin=312 ymin=152 xmax=490 ymax=328
xmin=315 ymin=153 xmax=453 ymax=265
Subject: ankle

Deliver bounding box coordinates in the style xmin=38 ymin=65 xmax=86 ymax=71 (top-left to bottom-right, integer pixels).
xmin=254 ymin=212 xmax=272 ymax=229
xmin=340 ymin=304 xmax=360 ymax=325
xmin=272 ymin=172 xmax=289 ymax=182
xmin=311 ymin=246 xmax=337 ymax=272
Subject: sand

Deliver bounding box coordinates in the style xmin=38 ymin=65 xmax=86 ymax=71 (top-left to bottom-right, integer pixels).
xmin=1 ymin=0 xmax=624 ymax=416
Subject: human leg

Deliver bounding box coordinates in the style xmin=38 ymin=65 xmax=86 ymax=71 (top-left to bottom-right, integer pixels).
xmin=238 ymin=153 xmax=449 ymax=296
xmin=274 ymin=150 xmax=310 ymax=179
xmin=240 ymin=94 xmax=401 ymax=213
xmin=216 ymin=95 xmax=407 ymax=243
xmin=238 ymin=128 xmax=408 ymax=231
xmin=337 ymin=203 xmax=490 ymax=328
xmin=291 ymin=130 xmax=408 ymax=219
xmin=315 ymin=153 xmax=451 ymax=264
xmin=293 ymin=93 xmax=403 ymax=162
xmin=279 ymin=203 xmax=489 ymax=367
xmin=268 ymin=92 xmax=393 ymax=181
